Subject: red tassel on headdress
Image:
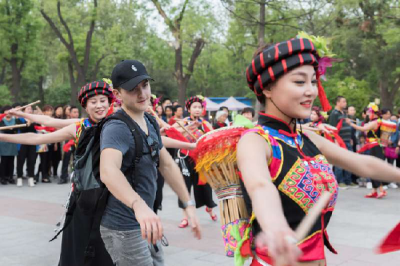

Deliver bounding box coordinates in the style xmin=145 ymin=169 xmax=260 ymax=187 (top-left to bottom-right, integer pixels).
xmin=106 ymin=99 xmax=115 ymax=117
xmin=376 ymin=223 xmax=400 ymax=254
xmin=316 ymin=71 xmax=332 ymax=112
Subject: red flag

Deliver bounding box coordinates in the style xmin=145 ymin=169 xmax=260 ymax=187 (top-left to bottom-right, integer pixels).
xmin=63 ymin=139 xmax=75 ymax=152
xmin=0 ymin=113 xmax=6 ymax=120
xmin=164 ymin=127 xmax=195 ymax=159
xmin=376 ymin=223 xmax=400 ymax=254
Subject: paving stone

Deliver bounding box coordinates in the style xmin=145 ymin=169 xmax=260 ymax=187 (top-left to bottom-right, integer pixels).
xmin=0 ymin=182 xmax=399 ymax=265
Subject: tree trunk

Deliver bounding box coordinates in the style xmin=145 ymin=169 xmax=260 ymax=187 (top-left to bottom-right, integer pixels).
xmin=175 ymin=43 xmax=186 ymax=106
xmin=258 ymin=0 xmax=266 ymax=47
xmin=10 ymin=43 xmax=22 ymax=102
xmin=68 ymin=61 xmax=77 ymax=105
xmin=38 ymin=76 xmax=45 ymax=105
xmin=255 ymin=1 xmax=267 ymax=121
xmin=0 ymin=65 xmax=6 ymax=85
xmin=379 ymin=79 xmax=392 ymax=110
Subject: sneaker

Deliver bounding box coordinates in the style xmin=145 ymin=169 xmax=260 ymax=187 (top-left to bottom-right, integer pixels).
xmin=17 ymin=178 xmax=23 ymax=187
xmin=366 ymin=182 xmax=373 ymax=189
xmin=388 ymin=183 xmax=398 ymax=189
xmin=338 ymin=183 xmax=348 ymax=189
xmin=383 ymin=185 xmax=389 ymax=190
xmin=349 ymin=183 xmax=359 ymax=188
xmin=365 ymin=192 xmax=378 ymax=198
xmin=28 ymin=177 xmax=35 ymax=187
xmin=58 ymin=178 xmax=68 ymax=185
xmin=8 ymin=178 xmax=16 ymax=185
xmin=377 ymin=191 xmax=387 ymax=199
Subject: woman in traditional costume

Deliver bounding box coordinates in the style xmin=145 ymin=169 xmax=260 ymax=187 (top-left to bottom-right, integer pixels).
xmin=346 ymin=103 xmax=391 ymax=199
xmin=174 ymin=95 xmax=218 ymax=228
xmin=236 ymin=34 xmax=400 ymax=266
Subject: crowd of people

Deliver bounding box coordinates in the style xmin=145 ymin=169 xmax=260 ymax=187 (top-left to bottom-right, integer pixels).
xmin=0 ymin=103 xmax=80 ymax=186
xmin=307 ymin=96 xmax=400 ymax=198
xmin=0 ymin=36 xmax=399 ymax=266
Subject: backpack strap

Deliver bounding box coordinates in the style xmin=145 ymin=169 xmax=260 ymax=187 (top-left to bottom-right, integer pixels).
xmin=110 ymin=112 xmax=144 ymax=186
xmin=83 ymin=112 xmax=144 ymax=266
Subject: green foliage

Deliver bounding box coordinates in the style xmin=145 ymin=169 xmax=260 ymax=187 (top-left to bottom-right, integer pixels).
xmin=0 ymin=85 xmax=13 ymax=106
xmin=44 ymin=83 xmax=71 ymax=106
xmin=0 ymin=0 xmax=399 ymax=109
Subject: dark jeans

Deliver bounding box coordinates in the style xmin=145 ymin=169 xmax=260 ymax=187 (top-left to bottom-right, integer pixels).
xmin=48 ymin=143 xmax=61 ymax=177
xmin=17 ymin=145 xmax=37 ymax=177
xmin=38 ymin=152 xmax=50 ymax=180
xmin=334 ymin=141 xmax=352 ymax=185
xmin=60 ymin=146 xmax=75 ymax=180
xmin=0 ymin=156 xmax=15 ymax=181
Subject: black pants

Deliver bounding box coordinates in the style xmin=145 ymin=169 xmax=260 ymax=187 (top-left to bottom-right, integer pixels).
xmin=153 ymin=170 xmax=165 ymax=213
xmin=368 ymin=146 xmax=385 ymax=189
xmin=48 ymin=143 xmax=61 ymax=177
xmin=38 ymin=152 xmax=50 ymax=181
xmin=17 ymin=145 xmax=37 ymax=177
xmin=177 ymin=156 xmax=217 ymax=209
xmin=0 ymin=156 xmax=15 ymax=181
xmin=60 ymin=146 xmax=75 ymax=180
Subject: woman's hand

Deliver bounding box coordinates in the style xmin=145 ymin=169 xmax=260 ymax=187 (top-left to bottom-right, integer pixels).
xmin=255 ymin=227 xmax=301 ymax=266
xmin=7 ymin=109 xmax=24 ymax=118
xmin=316 ymin=123 xmax=332 ymax=135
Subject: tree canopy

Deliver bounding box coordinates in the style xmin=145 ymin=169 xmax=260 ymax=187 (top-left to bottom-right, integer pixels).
xmin=0 ymin=0 xmax=399 ymax=116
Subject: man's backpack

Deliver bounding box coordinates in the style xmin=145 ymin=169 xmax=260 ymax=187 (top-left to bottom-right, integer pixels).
xmin=53 ymin=111 xmax=160 ymax=266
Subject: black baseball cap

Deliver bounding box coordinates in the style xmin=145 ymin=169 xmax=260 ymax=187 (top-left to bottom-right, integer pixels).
xmin=111 ymin=60 xmax=154 ymax=91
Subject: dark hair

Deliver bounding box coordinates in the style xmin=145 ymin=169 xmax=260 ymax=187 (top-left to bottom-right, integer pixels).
xmin=173 ymin=105 xmax=182 ymax=112
xmin=381 ymin=108 xmax=392 ymax=116
xmin=70 ymin=105 xmax=79 ymax=111
xmin=162 ymin=98 xmax=171 ymax=104
xmin=1 ymin=105 xmax=12 ymax=113
xmin=311 ymin=106 xmax=325 ymax=123
xmin=241 ymin=107 xmax=255 ymax=117
xmin=54 ymin=105 xmax=64 ymax=118
xmin=335 ymin=96 xmax=345 ymax=104
xmin=12 ymin=102 xmax=21 ymax=108
xmin=164 ymin=106 xmax=173 ymax=112
xmin=219 ymin=106 xmax=229 ymax=112
xmin=42 ymin=104 xmax=54 ymax=112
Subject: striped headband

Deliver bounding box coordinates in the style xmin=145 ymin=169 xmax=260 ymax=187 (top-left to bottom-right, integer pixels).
xmin=185 ymin=96 xmax=203 ymax=111
xmin=246 ymin=38 xmax=331 ymax=111
xmin=77 ymin=81 xmax=113 ymax=108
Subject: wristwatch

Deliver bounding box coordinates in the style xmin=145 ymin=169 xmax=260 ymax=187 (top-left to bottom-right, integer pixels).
xmin=181 ymin=200 xmax=195 ymax=209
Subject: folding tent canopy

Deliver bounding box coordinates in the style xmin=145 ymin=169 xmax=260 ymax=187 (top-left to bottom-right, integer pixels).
xmin=218 ymin=96 xmax=250 ymax=111
xmin=204 ymin=97 xmax=220 ymax=111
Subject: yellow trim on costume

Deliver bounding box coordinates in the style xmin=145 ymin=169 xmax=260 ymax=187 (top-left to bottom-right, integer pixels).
xmin=297 ymin=229 xmax=322 ymax=245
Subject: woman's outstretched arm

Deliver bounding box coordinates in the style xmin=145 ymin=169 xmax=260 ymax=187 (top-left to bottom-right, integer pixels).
xmin=0 ymin=123 xmax=76 ymax=145
xmin=346 ymin=119 xmax=377 ymax=132
xmin=8 ymin=109 xmax=80 ymax=129
xmin=306 ymin=129 xmax=400 ymax=183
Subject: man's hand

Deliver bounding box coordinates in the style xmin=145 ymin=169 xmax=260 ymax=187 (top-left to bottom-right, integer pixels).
xmin=133 ymin=199 xmax=163 ymax=244
xmin=184 ymin=206 xmax=201 ymax=239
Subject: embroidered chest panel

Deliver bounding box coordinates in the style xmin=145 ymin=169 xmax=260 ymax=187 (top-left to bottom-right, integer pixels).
xmin=278 ymin=155 xmax=338 ymax=214
xmin=258 ymin=125 xmax=338 ymax=214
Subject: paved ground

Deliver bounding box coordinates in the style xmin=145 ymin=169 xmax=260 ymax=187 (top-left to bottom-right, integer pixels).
xmin=0 ymin=180 xmax=400 ymax=266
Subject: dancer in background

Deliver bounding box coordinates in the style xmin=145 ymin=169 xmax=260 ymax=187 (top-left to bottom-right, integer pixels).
xmin=174 ymin=96 xmax=217 ymax=228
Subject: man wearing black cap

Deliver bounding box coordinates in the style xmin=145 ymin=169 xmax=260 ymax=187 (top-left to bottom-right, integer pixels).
xmin=99 ymin=60 xmax=201 ymax=265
